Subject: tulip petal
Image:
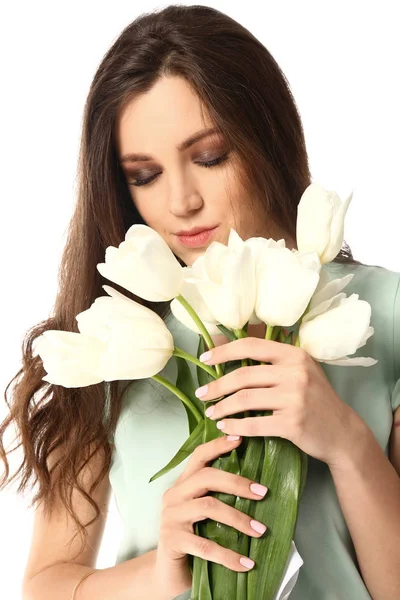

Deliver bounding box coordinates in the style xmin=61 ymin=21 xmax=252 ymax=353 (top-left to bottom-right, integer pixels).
xmin=102 ymin=285 xmax=166 ymax=322
xmin=204 ymin=243 xmax=229 ymax=283
xmin=97 ymin=224 xmax=184 ymax=301
xmin=170 ymin=297 xmax=220 ymax=335
xmin=324 ymin=191 xmax=353 ymax=263
xmin=245 ymin=237 xmax=286 ymax=267
xmin=125 ymin=223 xmax=167 ymax=244
xmin=184 ymin=234 xmax=257 ymax=331
xmin=302 ymin=292 xmax=347 ymax=323
xmin=256 ymin=247 xmax=320 ymax=326
xmin=227 ymin=228 xmax=245 ymax=251
xmin=100 ymin=317 xmax=174 ymax=379
xmin=170 ymin=278 xmax=220 ymax=335
xmin=296 ymin=183 xmax=334 ymax=260
xmin=296 ymin=183 xmax=353 ymax=264
xmin=309 ymin=272 xmax=354 ymax=311
xmin=320 ymin=356 xmax=378 ymax=367
xmin=36 ymin=330 xmax=105 ymax=387
xmin=299 ymin=296 xmax=373 ymax=360
xmin=200 ymin=244 xmax=256 ymax=330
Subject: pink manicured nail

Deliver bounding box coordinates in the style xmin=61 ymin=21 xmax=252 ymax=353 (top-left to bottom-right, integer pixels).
xmin=240 ymin=557 xmax=255 ymax=569
xmin=195 ymin=385 xmax=208 ymax=398
xmin=205 ymin=405 xmax=215 ymax=417
xmin=250 ymin=483 xmax=268 ymax=497
xmin=199 ymin=350 xmax=213 ymax=362
xmin=250 ymin=519 xmax=267 ymax=534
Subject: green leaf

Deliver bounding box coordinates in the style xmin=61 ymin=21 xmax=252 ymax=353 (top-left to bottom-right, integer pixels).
xmin=247 ymin=437 xmax=302 ymax=600
xmin=148 ymin=418 xmax=205 ymax=483
xmin=191 ymin=520 xmax=214 ymax=600
xmin=202 ymin=449 xmax=242 ymax=598
xmin=216 ymin=323 xmax=237 ymax=341
xmin=191 ymin=522 xmax=203 ymax=600
xmin=298 ymin=450 xmax=309 ymax=510
xmin=176 ymin=355 xmax=204 ymax=434
xmin=235 ymin=436 xmax=265 ymax=599
xmin=204 ymin=408 xmax=223 ymax=443
xmin=196 ymin=336 xmax=219 ymax=388
xmin=198 ymin=543 xmax=213 ymax=600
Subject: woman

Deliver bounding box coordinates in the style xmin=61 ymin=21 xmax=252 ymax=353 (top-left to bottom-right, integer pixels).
xmin=1 ymin=5 xmax=399 ymax=599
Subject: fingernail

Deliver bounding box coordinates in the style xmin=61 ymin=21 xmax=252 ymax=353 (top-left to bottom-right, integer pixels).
xmin=250 ymin=519 xmax=267 ymax=535
xmin=205 ymin=405 xmax=215 ymax=417
xmin=195 ymin=385 xmax=208 ymax=398
xmin=240 ymin=557 xmax=255 ymax=569
xmin=250 ymin=483 xmax=268 ymax=497
xmin=199 ymin=350 xmax=213 ymax=362
xmin=227 ymin=435 xmax=241 ymax=441
xmin=216 ymin=421 xmax=225 ymax=430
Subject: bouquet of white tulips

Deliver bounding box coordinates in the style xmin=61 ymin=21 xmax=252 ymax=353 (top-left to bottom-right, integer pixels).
xmin=36 ymin=182 xmax=378 ymax=600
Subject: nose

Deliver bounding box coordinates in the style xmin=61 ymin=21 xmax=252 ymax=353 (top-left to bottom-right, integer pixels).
xmin=167 ymin=172 xmax=204 ymax=216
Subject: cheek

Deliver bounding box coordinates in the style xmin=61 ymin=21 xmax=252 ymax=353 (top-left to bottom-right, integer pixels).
xmin=129 ymin=194 xmax=159 ymax=228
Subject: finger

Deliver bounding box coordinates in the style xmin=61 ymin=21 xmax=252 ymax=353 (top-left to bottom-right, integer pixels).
xmin=173 ymin=435 xmax=242 ymax=486
xmin=166 ymin=496 xmax=267 ymax=540
xmin=207 ymin=388 xmax=289 ymax=421
xmin=200 ymin=336 xmax=300 ymax=366
xmin=195 ymin=364 xmax=282 ymax=401
xmin=215 ymin=414 xmax=286 ymax=438
xmin=174 ymin=530 xmax=256 ymax=572
xmin=165 ymin=464 xmax=268 ymax=507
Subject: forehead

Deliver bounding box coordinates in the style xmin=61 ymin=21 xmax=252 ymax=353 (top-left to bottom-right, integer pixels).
xmin=115 ymin=76 xmax=214 ymax=154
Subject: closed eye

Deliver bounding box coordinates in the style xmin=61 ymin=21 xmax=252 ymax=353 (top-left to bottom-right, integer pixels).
xmin=126 ymin=152 xmax=230 ymax=187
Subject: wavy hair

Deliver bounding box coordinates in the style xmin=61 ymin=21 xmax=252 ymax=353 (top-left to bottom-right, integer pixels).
xmin=0 ymin=4 xmax=363 ymax=558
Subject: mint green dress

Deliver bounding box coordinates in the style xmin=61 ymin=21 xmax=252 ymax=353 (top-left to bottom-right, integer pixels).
xmin=107 ymin=262 xmax=400 ymax=599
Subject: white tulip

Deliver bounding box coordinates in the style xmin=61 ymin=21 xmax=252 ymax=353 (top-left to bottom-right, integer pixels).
xmin=97 ymin=224 xmax=184 ymax=301
xmin=244 ymin=239 xmax=286 ymax=327
xmin=255 ymin=247 xmax=322 ymax=327
xmin=184 ymin=229 xmax=257 ymax=330
xmin=296 ymin=182 xmax=353 ymax=264
xmin=303 ymin=270 xmax=355 ymax=320
xmin=299 ymin=291 xmax=377 ymax=366
xmin=36 ymin=330 xmax=105 ymax=388
xmin=171 ymin=267 xmax=262 ymax=334
xmin=75 ymin=285 xmax=175 ymax=380
xmin=170 ymin=273 xmax=221 ymax=335
xmin=245 ymin=235 xmax=286 ymax=260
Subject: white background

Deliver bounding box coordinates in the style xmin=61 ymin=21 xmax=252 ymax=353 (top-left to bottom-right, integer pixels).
xmin=1 ymin=1 xmax=399 ymax=598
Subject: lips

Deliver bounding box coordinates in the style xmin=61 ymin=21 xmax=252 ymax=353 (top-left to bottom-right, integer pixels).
xmin=175 ymin=225 xmax=217 ymax=236
xmin=176 ymin=225 xmax=219 ymax=248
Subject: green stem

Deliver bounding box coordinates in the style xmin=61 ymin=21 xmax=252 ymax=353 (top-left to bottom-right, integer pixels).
xmin=172 ymin=346 xmax=218 ymax=380
xmin=151 ymin=374 xmax=203 ymax=423
xmin=265 ymin=324 xmax=274 ymax=341
xmin=233 ymin=327 xmax=251 ymax=419
xmin=271 ymin=325 xmax=281 ymax=341
xmin=175 ymin=294 xmax=223 ymax=378
xmin=258 ymin=323 xmax=275 ymax=366
xmin=232 ymin=328 xmax=248 ymax=368
xmin=294 ymin=296 xmax=312 ymax=348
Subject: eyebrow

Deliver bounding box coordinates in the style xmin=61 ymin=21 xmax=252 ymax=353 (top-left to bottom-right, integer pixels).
xmin=119 ymin=127 xmax=221 ymax=164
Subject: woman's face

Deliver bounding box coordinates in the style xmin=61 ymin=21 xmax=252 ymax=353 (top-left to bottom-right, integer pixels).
xmin=116 ymin=76 xmax=293 ymax=266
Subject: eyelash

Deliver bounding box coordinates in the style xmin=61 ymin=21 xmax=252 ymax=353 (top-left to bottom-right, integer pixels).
xmin=127 ymin=152 xmax=230 ymax=187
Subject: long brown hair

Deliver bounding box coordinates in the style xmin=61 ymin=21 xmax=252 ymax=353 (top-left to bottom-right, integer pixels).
xmin=0 ymin=4 xmax=364 ymax=557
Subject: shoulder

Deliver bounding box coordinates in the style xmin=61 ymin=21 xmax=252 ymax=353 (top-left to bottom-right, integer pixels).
xmin=324 ymin=260 xmax=400 ymax=294
xmin=325 ymin=261 xmax=400 ymax=381
xmin=324 ymin=261 xmax=400 ymax=313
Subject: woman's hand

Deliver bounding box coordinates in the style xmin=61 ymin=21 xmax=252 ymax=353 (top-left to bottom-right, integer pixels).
xmin=196 ymin=336 xmax=365 ymax=470
xmin=153 ymin=435 xmax=270 ymax=599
